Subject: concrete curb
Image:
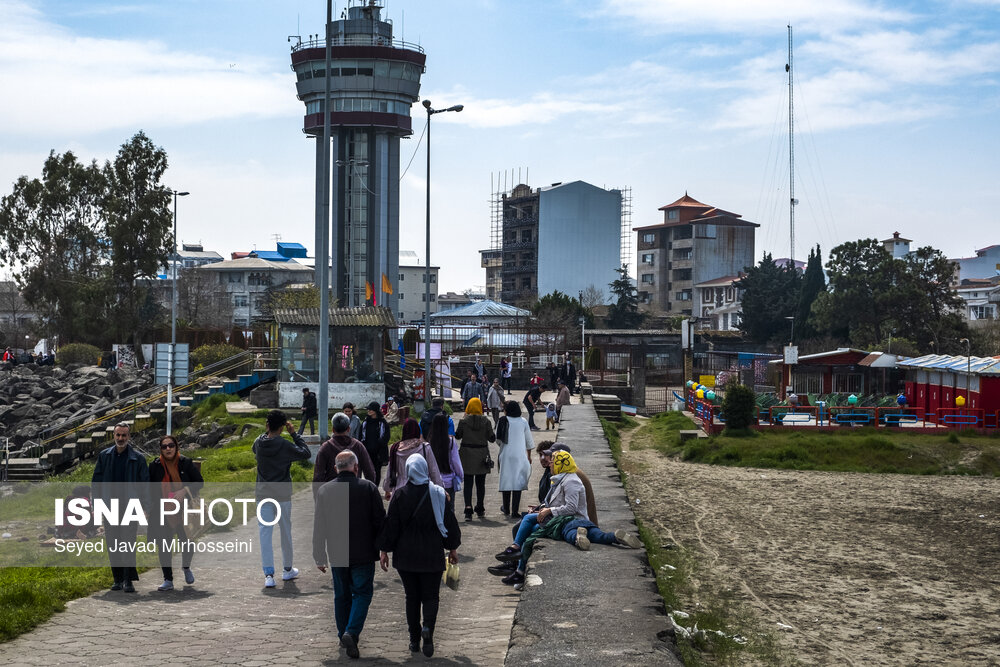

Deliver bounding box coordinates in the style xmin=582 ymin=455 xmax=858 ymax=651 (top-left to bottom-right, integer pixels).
xmin=504 ymin=403 xmax=681 ymax=666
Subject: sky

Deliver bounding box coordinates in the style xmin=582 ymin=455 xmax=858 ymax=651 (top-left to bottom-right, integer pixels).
xmin=1 ymin=0 xmax=999 ymax=294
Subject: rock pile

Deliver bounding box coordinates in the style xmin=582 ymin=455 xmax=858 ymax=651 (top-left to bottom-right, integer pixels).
xmin=0 ymin=362 xmax=154 ymax=446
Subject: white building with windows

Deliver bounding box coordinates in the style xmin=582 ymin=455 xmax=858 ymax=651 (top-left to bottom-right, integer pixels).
xmin=693 ymin=275 xmax=744 ymax=331
xmin=397 ymin=250 xmax=439 ymax=324
xmin=196 ymin=256 xmax=314 ymax=327
xmin=956 ymin=277 xmax=1000 ymax=327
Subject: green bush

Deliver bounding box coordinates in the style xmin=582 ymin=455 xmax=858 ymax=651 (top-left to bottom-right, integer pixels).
xmin=721 ymin=383 xmax=757 ymax=432
xmin=57 ymin=343 xmax=101 ymax=366
xmin=191 ymin=343 xmax=244 ymax=369
xmin=585 ymin=346 xmax=602 ymax=370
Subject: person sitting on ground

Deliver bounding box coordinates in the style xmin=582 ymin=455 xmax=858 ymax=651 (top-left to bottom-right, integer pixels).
xmin=314 ymin=412 xmax=377 ymax=488
xmin=544 ymin=402 xmax=558 ymax=430
xmin=383 ymin=418 xmax=443 ymax=500
xmin=383 ymin=396 xmax=400 ymax=425
xmin=490 ymin=451 xmax=640 ymax=586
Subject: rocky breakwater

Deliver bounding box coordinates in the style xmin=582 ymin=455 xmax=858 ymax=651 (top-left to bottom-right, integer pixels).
xmin=0 ymin=363 xmax=153 ymax=447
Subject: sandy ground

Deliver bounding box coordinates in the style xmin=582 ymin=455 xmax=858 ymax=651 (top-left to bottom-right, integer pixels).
xmin=621 ymin=427 xmax=1000 ymax=666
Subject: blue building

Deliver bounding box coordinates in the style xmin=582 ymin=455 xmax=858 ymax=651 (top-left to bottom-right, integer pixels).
xmin=290 ymin=0 xmax=425 ymax=313
xmin=494 ymin=181 xmax=622 ymax=306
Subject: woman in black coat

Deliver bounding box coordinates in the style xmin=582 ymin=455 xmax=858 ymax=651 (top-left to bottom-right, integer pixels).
xmin=360 ymin=401 xmax=391 ymax=486
xmin=148 ymin=434 xmax=204 ymax=591
xmin=379 ymin=454 xmax=461 ymax=658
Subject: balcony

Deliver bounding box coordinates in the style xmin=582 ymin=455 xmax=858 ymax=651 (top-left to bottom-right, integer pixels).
xmin=503 ymin=215 xmax=538 ymax=228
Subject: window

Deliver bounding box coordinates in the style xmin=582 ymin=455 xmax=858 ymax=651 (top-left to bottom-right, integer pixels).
xmin=725 ymin=287 xmax=735 ymax=302
xmin=695 ymin=224 xmax=717 ymax=239
xmin=399 ymin=312 xmax=405 ymax=320
xmin=375 ymin=61 xmax=389 ymax=77
xmin=702 ymin=289 xmax=713 ymax=301
xmin=673 ymin=248 xmax=692 ymax=260
xmin=306 ymin=100 xmax=325 ymax=115
xmin=640 ymin=273 xmax=654 ymax=284
xmin=672 ymin=268 xmax=692 ymax=281
xmin=667 ymin=210 xmax=679 ymax=221
xmin=521 ymin=229 xmax=532 ymax=243
xmin=971 ymin=305 xmax=994 ymax=320
xmin=228 ymin=273 xmax=242 ymax=283
xmin=832 ymin=373 xmax=863 ymax=394
xmin=642 ymin=233 xmax=655 ymax=244
xmin=641 ymin=253 xmax=654 ymax=265
xmin=793 ymin=373 xmax=824 ymax=395
xmin=674 ymin=226 xmax=693 ymax=240
xmin=399 ymin=293 xmax=403 ymax=300
xmin=233 ymin=295 xmax=249 ymax=307
xmin=399 ymin=273 xmax=404 ymax=281
xmin=675 ymin=290 xmax=691 ymax=301
xmin=521 ymin=277 xmax=531 ymax=289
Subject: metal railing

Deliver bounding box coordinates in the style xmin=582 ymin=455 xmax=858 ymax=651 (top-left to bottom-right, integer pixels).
xmin=291 ymin=35 xmax=425 ymax=53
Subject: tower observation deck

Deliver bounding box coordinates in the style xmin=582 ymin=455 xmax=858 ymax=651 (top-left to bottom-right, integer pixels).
xmin=290 ymin=0 xmax=425 ymax=312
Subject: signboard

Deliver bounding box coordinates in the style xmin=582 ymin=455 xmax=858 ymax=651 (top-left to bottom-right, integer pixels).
xmin=415 ymin=343 xmax=442 ymax=361
xmin=783 ymin=345 xmax=798 ymax=365
xmin=413 ymin=369 xmax=426 ymax=401
xmin=698 ymin=375 xmax=716 ymax=388
xmin=155 ymin=343 xmax=190 ymax=385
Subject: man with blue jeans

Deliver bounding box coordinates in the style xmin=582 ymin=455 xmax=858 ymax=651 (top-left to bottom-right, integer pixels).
xmin=254 ymin=410 xmax=311 ymax=588
xmin=314 ymin=451 xmax=386 ymax=659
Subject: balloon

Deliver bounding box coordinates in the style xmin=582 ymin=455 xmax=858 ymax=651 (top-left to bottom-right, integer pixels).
xmin=696 ymin=389 xmax=704 ymax=399
xmin=956 ymin=395 xmax=966 ymax=407
xmin=848 ymin=394 xmax=858 ymax=405
xmin=705 ymin=390 xmax=716 ymax=401
xmin=686 ymin=380 xmax=694 ymax=388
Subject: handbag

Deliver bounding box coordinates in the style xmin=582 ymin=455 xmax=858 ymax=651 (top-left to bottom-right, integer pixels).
xmin=484 ymin=451 xmax=495 ymax=471
xmin=442 ymin=557 xmax=460 ymax=590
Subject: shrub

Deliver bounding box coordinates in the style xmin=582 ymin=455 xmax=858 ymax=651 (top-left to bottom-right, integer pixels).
xmin=721 ymin=383 xmax=757 ymax=432
xmin=57 ymin=343 xmax=101 ymax=366
xmin=191 ymin=343 xmax=245 ymax=369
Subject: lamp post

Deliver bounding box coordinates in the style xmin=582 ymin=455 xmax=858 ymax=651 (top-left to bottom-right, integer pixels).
xmin=168 ymin=190 xmax=190 ymax=436
xmin=960 ymin=337 xmax=971 ymax=409
xmin=785 ymin=316 xmax=795 ymax=346
xmin=421 ymin=99 xmax=463 ymax=409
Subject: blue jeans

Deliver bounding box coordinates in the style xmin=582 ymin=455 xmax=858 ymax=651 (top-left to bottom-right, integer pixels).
xmin=561 ymin=518 xmax=616 ymax=546
xmin=258 ymin=500 xmax=293 ymax=575
xmin=332 ymin=563 xmax=376 ymax=639
xmin=513 ymin=513 xmax=539 ymax=570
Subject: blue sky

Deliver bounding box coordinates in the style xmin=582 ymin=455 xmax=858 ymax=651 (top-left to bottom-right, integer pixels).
xmin=1 ymin=0 xmax=999 ymax=293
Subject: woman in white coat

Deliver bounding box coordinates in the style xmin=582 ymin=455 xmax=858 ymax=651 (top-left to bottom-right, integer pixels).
xmin=496 ymin=400 xmax=533 ymax=517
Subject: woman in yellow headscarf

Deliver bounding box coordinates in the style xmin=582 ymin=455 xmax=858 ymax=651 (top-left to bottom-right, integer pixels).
xmin=455 ymin=397 xmax=495 ymax=521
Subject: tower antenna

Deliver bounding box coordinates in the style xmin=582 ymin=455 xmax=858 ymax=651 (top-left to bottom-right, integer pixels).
xmin=786 ymin=25 xmax=796 ymax=263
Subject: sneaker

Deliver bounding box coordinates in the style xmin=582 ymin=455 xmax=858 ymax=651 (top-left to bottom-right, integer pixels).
xmin=183 ymin=568 xmax=195 ymax=585
xmin=464 ymin=507 xmax=473 ymax=522
xmin=421 ymin=626 xmax=434 ymax=658
xmin=264 ymin=574 xmax=276 ymax=588
xmin=157 ymin=579 xmax=174 ymax=591
xmin=488 ymin=563 xmax=516 ymax=576
xmin=615 ymin=529 xmax=642 ymax=549
xmin=342 ymin=633 xmax=359 ymax=659
xmin=282 ymin=567 xmax=300 ymax=581
xmin=501 ymin=570 xmax=525 ymax=586
xmin=495 ymin=546 xmax=522 ymax=562
xmin=575 ymin=527 xmax=591 ymax=551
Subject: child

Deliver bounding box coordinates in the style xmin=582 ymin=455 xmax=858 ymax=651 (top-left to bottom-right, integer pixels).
xmin=545 ymin=402 xmax=558 ymax=430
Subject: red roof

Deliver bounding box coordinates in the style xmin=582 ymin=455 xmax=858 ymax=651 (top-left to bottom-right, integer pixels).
xmin=658 ymin=193 xmax=708 ymax=210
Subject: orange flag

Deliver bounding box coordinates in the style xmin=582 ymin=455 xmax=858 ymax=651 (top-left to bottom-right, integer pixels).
xmin=381 ymin=273 xmax=393 ymax=295
xmin=365 ymin=281 xmax=374 ymax=303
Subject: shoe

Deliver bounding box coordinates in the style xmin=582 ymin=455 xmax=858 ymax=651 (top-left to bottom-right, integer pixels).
xmin=488 ymin=563 xmax=516 ymax=576
xmin=464 ymin=507 xmax=473 ymax=522
xmin=282 ymin=567 xmax=299 ymax=581
xmin=122 ymin=581 xmax=136 ymax=593
xmin=110 ymin=581 xmax=123 ymax=591
xmin=495 ymin=546 xmax=522 ymax=562
xmin=500 ymin=506 xmax=509 ymax=516
xmin=530 ymin=426 xmax=540 ymax=431
xmin=158 ymin=579 xmax=174 ymax=591
xmin=342 ymin=633 xmax=359 ymax=659
xmin=409 ymin=640 xmax=420 ymax=652
xmin=421 ymin=627 xmax=434 ymax=657
xmin=265 ymin=574 xmax=276 ymax=588
xmin=615 ymin=529 xmax=642 ymax=549
xmin=501 ymin=570 xmax=525 ymax=586
xmin=184 ymin=568 xmax=195 ymax=585
xmin=575 ymin=527 xmax=591 ymax=551
xmin=475 ymin=506 xmax=486 ymax=518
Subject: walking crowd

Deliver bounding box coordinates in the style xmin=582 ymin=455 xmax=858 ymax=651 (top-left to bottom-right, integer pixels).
xmin=86 ymin=354 xmax=639 ymax=660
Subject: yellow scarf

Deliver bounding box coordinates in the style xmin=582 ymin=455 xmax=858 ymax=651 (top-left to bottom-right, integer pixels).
xmin=551 ymin=450 xmax=577 ymax=475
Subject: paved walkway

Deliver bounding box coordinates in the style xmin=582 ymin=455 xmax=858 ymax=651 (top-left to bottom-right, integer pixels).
xmin=1 ymin=402 xmax=566 ymax=666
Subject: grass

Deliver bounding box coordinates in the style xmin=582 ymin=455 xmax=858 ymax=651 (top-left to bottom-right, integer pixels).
xmin=0 ymin=395 xmax=321 ymax=642
xmin=602 ymin=414 xmax=789 ymax=666
xmin=666 ymin=427 xmax=1000 ymax=476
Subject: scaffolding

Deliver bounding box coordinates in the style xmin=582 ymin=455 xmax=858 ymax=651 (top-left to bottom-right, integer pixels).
xmin=618 ymin=186 xmax=633 ymax=276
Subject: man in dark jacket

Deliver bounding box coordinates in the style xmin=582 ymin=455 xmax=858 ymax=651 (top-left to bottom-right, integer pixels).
xmin=523 ymin=384 xmax=545 ymax=430
xmin=314 ymin=412 xmax=377 ymax=488
xmin=91 ymin=422 xmax=150 ymax=592
xmin=253 ymin=410 xmax=311 ymax=588
xmin=419 ymin=397 xmax=454 ymax=438
xmin=561 ymin=356 xmax=577 ymax=394
xmin=314 ymin=451 xmax=386 ymax=659
xmin=298 ymin=387 xmax=318 ymax=435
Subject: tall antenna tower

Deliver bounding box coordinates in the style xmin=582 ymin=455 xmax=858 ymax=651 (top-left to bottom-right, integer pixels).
xmin=786 ymin=25 xmax=797 ymax=263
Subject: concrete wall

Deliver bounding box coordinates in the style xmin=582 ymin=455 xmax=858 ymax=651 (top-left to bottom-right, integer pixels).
xmin=537 ymin=182 xmax=621 ymax=300
xmin=278 ymin=381 xmax=384 ymax=410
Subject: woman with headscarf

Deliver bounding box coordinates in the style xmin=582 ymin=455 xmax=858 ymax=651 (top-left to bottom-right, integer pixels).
xmin=496 ymin=400 xmax=533 ymax=518
xmin=383 ymin=418 xmax=443 ymax=500
xmin=428 ymin=412 xmax=464 ymax=516
xmin=454 ymin=397 xmax=495 ymax=521
xmin=379 ymin=454 xmax=461 ymax=658
xmin=148 ymin=434 xmax=204 ymax=591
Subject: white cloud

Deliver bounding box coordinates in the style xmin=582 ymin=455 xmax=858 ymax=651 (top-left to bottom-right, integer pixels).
xmin=0 ymin=1 xmax=296 ymax=137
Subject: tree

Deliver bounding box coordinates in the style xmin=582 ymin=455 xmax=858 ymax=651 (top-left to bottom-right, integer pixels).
xmin=578 ymin=284 xmax=605 ymax=309
xmin=0 ymin=150 xmax=108 ymax=345
xmin=796 ymin=245 xmax=825 ymax=340
xmin=532 ymin=290 xmax=592 ymax=328
xmin=721 ymin=382 xmax=757 ymax=433
xmin=102 ymin=131 xmax=172 ymax=344
xmin=607 ymin=264 xmax=644 ymax=329
xmin=258 ymin=284 xmax=322 ymax=318
xmin=736 ymin=253 xmax=801 ymax=345
xmin=176 ymin=268 xmax=234 ymax=329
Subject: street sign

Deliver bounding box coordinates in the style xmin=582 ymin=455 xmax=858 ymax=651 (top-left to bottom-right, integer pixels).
xmin=783 ymin=345 xmax=798 ymax=365
xmin=155 ymin=343 xmax=190 ymax=385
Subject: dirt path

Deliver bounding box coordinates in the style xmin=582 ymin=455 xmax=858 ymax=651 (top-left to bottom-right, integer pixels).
xmin=620 ymin=425 xmax=1000 ymax=665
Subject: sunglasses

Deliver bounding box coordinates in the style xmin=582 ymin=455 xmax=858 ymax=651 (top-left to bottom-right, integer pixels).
xmin=160 ymin=443 xmax=177 ymax=450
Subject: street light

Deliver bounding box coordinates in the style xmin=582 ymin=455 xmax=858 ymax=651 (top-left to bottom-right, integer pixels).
xmin=168 ymin=190 xmax=190 ymax=436
xmin=960 ymin=337 xmax=971 ymax=409
xmin=784 ymin=316 xmax=795 ymax=346
xmin=421 ymin=99 xmax=463 ymax=408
